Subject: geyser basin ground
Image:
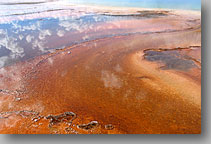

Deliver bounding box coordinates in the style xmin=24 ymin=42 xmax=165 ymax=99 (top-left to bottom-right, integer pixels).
xmin=0 ymin=1 xmax=201 ymax=134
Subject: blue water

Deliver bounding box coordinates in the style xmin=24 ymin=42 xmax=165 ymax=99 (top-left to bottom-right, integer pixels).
xmin=0 ymin=0 xmax=201 ymax=68
xmin=67 ymin=0 xmax=201 ymax=11
xmin=0 ymin=12 xmax=132 ymax=68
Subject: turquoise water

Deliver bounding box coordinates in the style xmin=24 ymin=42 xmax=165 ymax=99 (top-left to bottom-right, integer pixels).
xmin=67 ymin=0 xmax=201 ymax=11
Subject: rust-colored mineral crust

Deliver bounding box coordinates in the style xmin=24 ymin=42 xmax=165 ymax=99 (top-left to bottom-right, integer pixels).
xmin=0 ymin=9 xmax=201 ymax=134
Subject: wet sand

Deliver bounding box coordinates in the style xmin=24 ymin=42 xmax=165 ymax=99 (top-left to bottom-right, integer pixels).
xmin=0 ymin=7 xmax=201 ymax=134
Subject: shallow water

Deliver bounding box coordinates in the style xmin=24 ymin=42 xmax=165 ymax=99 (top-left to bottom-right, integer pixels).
xmin=0 ymin=0 xmax=182 ymax=68
xmin=66 ymin=0 xmax=201 ymax=10
xmin=0 ymin=13 xmax=116 ymax=67
xmin=0 ymin=1 xmax=141 ymax=68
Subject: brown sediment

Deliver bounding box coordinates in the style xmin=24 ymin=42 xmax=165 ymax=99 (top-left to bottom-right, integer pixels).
xmin=142 ymin=45 xmax=201 ymax=84
xmin=143 ymin=46 xmax=201 ymax=70
xmin=102 ymin=10 xmax=170 ymax=18
xmin=0 ymin=10 xmax=201 ymax=134
xmin=77 ymin=121 xmax=99 ymax=130
xmin=46 ymin=112 xmax=77 ymax=127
